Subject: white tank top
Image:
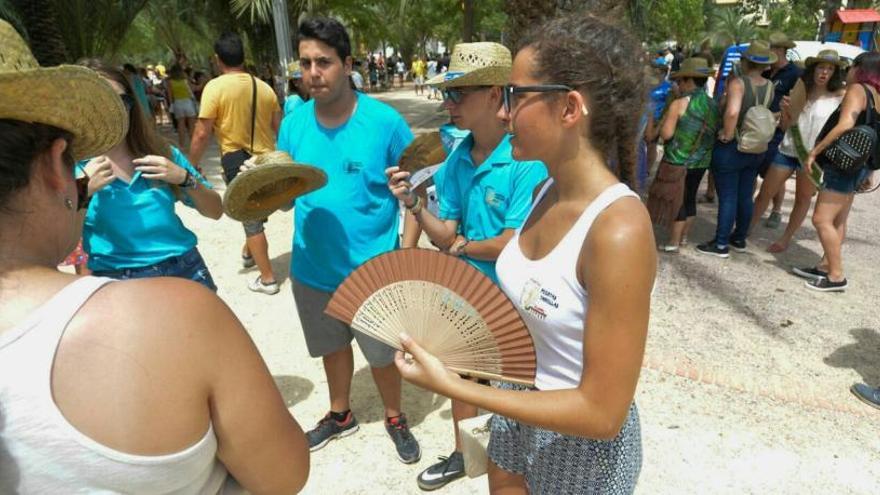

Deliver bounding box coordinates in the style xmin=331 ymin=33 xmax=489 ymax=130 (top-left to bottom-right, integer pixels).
xmin=0 ymin=277 xmax=236 ymax=494
xmin=496 ymin=180 xmax=639 ymax=391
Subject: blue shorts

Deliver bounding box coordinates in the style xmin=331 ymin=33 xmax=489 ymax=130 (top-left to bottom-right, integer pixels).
xmin=92 ymin=247 xmax=217 ymax=292
xmin=822 ymin=167 xmax=870 ymax=195
xmin=771 ymin=151 xmax=801 ymax=170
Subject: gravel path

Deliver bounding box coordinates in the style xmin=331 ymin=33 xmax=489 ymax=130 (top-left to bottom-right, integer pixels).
xmin=174 ymin=86 xmax=879 ymax=494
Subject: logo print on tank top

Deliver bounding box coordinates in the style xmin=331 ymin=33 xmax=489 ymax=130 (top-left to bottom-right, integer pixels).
xmin=520 ymin=278 xmax=547 ymax=320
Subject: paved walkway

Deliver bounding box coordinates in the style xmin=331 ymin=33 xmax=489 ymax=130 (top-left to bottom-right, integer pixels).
xmin=174 ymin=86 xmax=879 ymax=494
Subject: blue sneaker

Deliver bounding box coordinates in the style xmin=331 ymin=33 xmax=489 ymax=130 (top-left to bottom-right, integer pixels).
xmin=850 ymin=383 xmax=880 ymax=410
xmin=386 ymin=413 xmax=421 ymax=464
xmin=307 ymin=411 xmax=359 ymax=451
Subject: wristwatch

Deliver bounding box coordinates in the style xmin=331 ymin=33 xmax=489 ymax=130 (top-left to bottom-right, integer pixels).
xmin=179 ymin=171 xmax=198 ymax=189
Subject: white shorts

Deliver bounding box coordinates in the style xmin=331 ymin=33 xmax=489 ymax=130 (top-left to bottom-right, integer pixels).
xmin=415 ymin=76 xmax=425 ymax=85
xmin=171 ymin=98 xmax=197 ymax=118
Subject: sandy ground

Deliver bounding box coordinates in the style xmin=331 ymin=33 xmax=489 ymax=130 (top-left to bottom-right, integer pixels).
xmin=171 ymin=87 xmax=879 ymax=494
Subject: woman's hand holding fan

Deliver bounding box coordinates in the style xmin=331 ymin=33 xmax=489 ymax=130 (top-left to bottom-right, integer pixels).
xmin=394 ymin=332 xmax=462 ymax=395
xmin=325 ymin=249 xmax=536 ymax=386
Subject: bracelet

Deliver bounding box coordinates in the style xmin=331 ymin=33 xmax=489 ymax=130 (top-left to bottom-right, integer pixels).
xmin=406 ymin=195 xmax=422 ymax=215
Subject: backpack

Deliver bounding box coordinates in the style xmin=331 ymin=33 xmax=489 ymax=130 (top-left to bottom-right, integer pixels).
xmin=735 ymin=78 xmax=777 ymax=154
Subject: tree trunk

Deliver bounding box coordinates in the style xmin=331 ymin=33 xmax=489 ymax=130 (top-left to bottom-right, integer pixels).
xmin=12 ymin=0 xmax=69 ymax=65
xmin=462 ymin=0 xmax=475 ymax=42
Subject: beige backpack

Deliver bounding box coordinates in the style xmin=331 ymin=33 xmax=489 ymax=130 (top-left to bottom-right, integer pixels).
xmin=736 ymin=78 xmax=777 ymax=154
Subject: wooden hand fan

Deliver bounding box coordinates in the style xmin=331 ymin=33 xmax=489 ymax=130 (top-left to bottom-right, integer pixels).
xmin=325 ymin=248 xmax=536 ymax=386
xmin=397 ymin=131 xmax=447 ymax=173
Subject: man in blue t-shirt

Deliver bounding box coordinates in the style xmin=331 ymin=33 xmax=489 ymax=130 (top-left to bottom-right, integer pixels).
xmin=388 ymin=42 xmax=548 ymax=491
xmin=275 ymin=16 xmax=421 ymax=464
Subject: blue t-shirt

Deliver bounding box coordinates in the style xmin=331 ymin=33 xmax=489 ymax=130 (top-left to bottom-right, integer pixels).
xmin=79 ymin=147 xmax=212 ymax=271
xmin=277 ymin=92 xmax=413 ymax=291
xmin=438 ymin=134 xmax=548 ymax=283
xmin=283 ymin=95 xmax=305 ymax=118
xmin=650 ymin=80 xmax=672 ymax=121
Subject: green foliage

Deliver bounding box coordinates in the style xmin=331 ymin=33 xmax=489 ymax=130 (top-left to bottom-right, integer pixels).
xmin=651 ymin=0 xmax=705 ymax=45
xmin=52 ymin=0 xmax=150 ymax=60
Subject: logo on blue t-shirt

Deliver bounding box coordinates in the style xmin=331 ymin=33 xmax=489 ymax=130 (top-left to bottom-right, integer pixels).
xmin=484 ymin=187 xmax=507 ymax=209
xmin=343 ymin=160 xmax=363 ymax=174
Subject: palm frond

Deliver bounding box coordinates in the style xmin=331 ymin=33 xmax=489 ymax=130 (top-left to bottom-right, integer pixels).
xmin=230 ymin=0 xmax=273 ymax=24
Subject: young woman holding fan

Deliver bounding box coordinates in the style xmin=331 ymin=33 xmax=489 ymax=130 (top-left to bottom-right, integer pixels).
xmin=394 ymin=14 xmax=656 ymax=495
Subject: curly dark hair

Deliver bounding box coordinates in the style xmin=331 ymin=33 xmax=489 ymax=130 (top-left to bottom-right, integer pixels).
xmin=518 ymin=14 xmax=647 ymax=186
xmin=803 ymin=61 xmax=845 ymax=94
xmin=0 ymin=120 xmax=73 ymax=213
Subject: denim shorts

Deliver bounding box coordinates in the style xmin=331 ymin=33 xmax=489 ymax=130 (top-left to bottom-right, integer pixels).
xmin=822 ymin=166 xmax=870 ymax=195
xmin=242 ymin=219 xmax=266 ymax=236
xmin=92 ymin=247 xmax=217 ymax=292
xmin=771 ymin=151 xmax=801 ymax=170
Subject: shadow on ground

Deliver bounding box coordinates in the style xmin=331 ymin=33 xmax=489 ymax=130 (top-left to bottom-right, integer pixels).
xmin=824 ymin=327 xmax=880 ymax=385
xmin=664 ymin=214 xmax=788 ymax=339
xmin=273 ymin=375 xmax=315 ymax=408
xmin=349 ymin=364 xmax=447 ymax=427
xmin=238 ymin=251 xmax=292 ymax=286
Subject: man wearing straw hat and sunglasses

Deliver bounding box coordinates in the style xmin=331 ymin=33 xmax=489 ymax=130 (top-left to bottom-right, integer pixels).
xmin=387 ymin=41 xmax=547 ymax=491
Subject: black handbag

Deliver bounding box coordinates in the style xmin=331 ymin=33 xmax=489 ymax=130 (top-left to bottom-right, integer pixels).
xmin=220 ymin=75 xmax=257 ymax=184
xmin=819 ymin=84 xmax=877 ymax=176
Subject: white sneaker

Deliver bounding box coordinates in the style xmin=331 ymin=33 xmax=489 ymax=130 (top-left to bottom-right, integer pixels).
xmin=248 ymin=275 xmax=279 ymax=295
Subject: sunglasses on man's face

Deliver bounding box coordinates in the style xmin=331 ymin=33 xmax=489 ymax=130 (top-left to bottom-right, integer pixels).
xmin=501 ymin=84 xmax=574 ymax=114
xmin=441 ymin=86 xmax=490 ymax=104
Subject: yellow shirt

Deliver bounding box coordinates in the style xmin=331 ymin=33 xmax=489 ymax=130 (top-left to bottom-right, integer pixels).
xmin=412 ymin=60 xmax=426 ymax=77
xmin=198 ymin=73 xmax=280 ymax=155
xmin=169 ymin=78 xmax=191 ymax=100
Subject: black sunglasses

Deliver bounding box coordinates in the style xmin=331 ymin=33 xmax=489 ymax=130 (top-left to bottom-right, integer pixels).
xmin=502 ymin=84 xmax=573 ymax=113
xmin=441 ymin=86 xmax=491 ymax=104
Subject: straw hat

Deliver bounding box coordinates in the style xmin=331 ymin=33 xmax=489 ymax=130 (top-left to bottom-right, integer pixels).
xmin=426 ymin=42 xmax=511 ymax=88
xmin=805 ymin=49 xmax=846 ymax=69
xmin=288 ymin=61 xmax=302 ymax=79
xmin=223 ymin=151 xmax=327 ymax=222
xmin=670 ymin=57 xmax=712 ymax=80
xmin=768 ymin=32 xmax=796 ymax=50
xmin=0 ymin=20 xmax=127 ymax=160
xmin=742 ymin=40 xmax=778 ymax=66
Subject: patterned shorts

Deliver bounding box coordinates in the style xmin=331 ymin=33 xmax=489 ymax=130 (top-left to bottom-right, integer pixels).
xmin=488 ymin=383 xmax=642 ymax=494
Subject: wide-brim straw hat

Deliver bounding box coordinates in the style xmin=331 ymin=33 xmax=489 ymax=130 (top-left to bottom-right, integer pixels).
xmin=670 ymin=57 xmax=713 ymax=80
xmin=223 ymin=151 xmax=327 ymax=222
xmin=426 ymin=42 xmax=511 ymax=88
xmin=743 ymin=40 xmax=778 ymax=66
xmin=0 ymin=20 xmax=127 ymax=160
xmin=397 ymin=131 xmax=447 ymax=173
xmin=805 ymin=49 xmax=846 ymax=69
xmin=768 ymin=32 xmax=796 ymax=49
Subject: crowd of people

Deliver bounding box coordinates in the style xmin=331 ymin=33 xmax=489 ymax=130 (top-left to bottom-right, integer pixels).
xmin=644 ymin=33 xmax=876 ymax=294
xmin=0 ymin=8 xmax=877 ymax=495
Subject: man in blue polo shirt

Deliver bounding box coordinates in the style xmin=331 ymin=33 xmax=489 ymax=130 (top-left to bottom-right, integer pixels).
xmin=387 ymin=42 xmax=547 ymax=491
xmin=275 ymin=16 xmax=421 ymax=465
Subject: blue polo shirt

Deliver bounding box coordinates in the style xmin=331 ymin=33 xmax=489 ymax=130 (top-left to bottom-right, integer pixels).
xmin=438 ymin=134 xmax=547 ymax=282
xmin=278 ymin=92 xmax=413 ymax=291
xmin=79 ymin=147 xmax=212 ymax=272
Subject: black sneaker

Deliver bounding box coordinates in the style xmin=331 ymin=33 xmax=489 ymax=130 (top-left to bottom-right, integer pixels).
xmin=307 ymin=411 xmax=359 ymax=451
xmin=805 ymin=277 xmax=847 ymax=292
xmin=850 ymin=383 xmax=880 ymax=410
xmin=696 ymin=241 xmax=730 ymax=258
xmin=792 ymin=266 xmax=828 ymax=281
xmin=730 ymin=239 xmax=747 ymax=253
xmin=417 ymin=451 xmax=465 ymax=491
xmin=386 ymin=414 xmax=421 ymax=464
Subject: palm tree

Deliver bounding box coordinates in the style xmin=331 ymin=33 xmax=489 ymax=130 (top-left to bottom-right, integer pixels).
xmin=705 ymin=6 xmax=757 ymax=47
xmin=9 ymin=0 xmax=69 ymax=65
